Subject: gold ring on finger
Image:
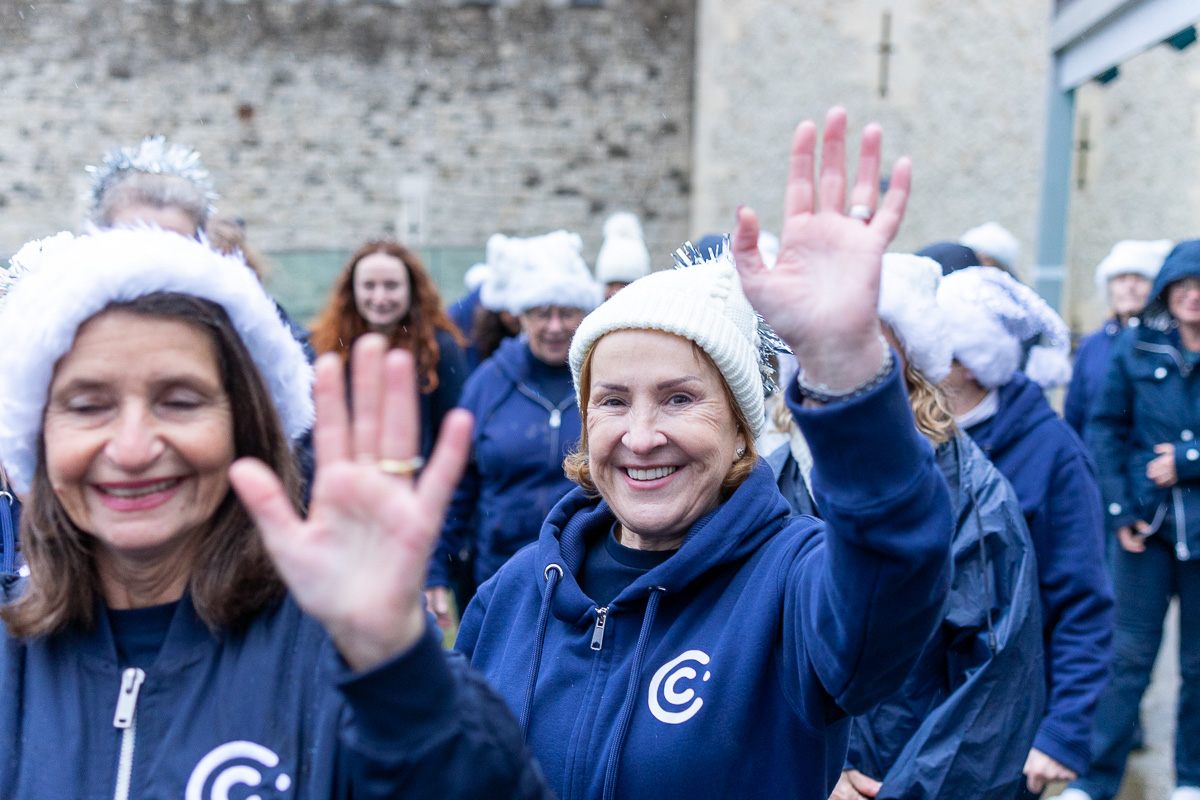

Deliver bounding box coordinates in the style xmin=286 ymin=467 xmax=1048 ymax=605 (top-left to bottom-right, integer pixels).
xmin=378 ymin=456 xmax=425 ymax=477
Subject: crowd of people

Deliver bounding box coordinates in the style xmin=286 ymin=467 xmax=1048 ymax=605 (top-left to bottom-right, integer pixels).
xmin=0 ymin=106 xmax=1194 ymax=800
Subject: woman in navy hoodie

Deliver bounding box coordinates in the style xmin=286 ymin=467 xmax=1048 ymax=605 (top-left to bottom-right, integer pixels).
xmin=937 ymin=266 xmax=1114 ymax=796
xmin=1061 ymin=241 xmax=1200 ymax=800
xmin=456 ymin=108 xmax=954 ymax=800
xmin=0 ymin=228 xmax=548 ymax=799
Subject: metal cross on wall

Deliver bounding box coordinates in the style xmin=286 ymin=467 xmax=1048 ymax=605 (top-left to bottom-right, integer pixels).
xmin=1076 ymin=113 xmax=1091 ymax=190
xmin=878 ymin=11 xmax=893 ymax=98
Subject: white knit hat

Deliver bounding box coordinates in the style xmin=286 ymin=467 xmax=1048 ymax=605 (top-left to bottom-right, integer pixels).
xmin=937 ymin=266 xmax=1071 ymax=390
xmin=878 ymin=254 xmax=952 ymax=382
xmin=1094 ymin=239 xmax=1172 ymax=293
xmin=570 ymin=246 xmax=775 ymax=437
xmin=0 ymin=227 xmax=314 ymax=494
xmin=960 ymin=222 xmax=1020 ymax=272
xmin=594 ymin=212 xmax=651 ymax=285
xmin=484 ymin=230 xmax=602 ymax=316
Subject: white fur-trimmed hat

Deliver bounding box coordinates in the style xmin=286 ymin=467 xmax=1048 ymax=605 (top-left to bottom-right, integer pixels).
xmin=1094 ymin=239 xmax=1172 ymax=293
xmin=960 ymin=222 xmax=1020 ymax=272
xmin=594 ymin=212 xmax=651 ymax=285
xmin=569 ymin=247 xmax=768 ymax=437
xmin=879 ymin=254 xmax=952 ymax=383
xmin=0 ymin=227 xmax=314 ymax=493
xmin=482 ymin=230 xmax=601 ymax=316
xmin=937 ymin=266 xmax=1071 ymax=390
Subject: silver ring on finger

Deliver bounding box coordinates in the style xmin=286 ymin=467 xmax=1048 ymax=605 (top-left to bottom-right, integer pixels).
xmin=848 ymin=204 xmax=874 ymax=222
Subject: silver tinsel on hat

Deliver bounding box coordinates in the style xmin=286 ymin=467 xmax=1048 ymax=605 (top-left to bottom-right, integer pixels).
xmin=85 ymin=135 xmax=219 ymax=216
xmin=672 ymin=237 xmax=793 ymax=396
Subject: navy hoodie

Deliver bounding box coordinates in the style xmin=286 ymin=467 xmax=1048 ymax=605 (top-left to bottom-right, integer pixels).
xmin=457 ymin=365 xmax=953 ymax=800
xmin=1064 ymin=320 xmax=1125 ymax=435
xmin=431 ymin=335 xmax=581 ymax=588
xmin=965 ymin=373 xmax=1114 ymax=775
xmin=0 ymin=593 xmax=550 ymax=798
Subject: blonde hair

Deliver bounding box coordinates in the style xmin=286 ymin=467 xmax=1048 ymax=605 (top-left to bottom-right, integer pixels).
xmin=563 ymin=337 xmax=758 ymax=498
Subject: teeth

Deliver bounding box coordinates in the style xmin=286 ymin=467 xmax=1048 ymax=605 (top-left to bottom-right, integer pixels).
xmin=627 ymin=466 xmax=677 ymax=481
xmin=101 ymin=479 xmax=179 ymax=498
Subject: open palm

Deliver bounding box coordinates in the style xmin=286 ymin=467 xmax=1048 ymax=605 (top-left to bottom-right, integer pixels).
xmin=732 ymin=107 xmax=911 ymax=391
xmin=230 ymin=335 xmax=472 ymax=671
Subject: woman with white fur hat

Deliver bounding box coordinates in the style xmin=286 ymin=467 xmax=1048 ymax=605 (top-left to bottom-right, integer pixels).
xmin=1063 ymin=239 xmax=1172 ymax=435
xmin=0 ymin=227 xmax=549 ymax=797
xmin=960 ymin=222 xmax=1021 ymax=274
xmin=455 ymin=108 xmax=955 ymax=800
xmin=937 ymin=267 xmax=1114 ymax=796
xmin=764 ymin=253 xmax=1043 ymax=800
xmin=594 ymin=212 xmax=652 ymax=299
xmin=425 ymin=230 xmax=602 ymax=626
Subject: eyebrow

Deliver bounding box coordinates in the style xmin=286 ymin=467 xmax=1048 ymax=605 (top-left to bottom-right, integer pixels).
xmin=594 ymin=376 xmax=702 ymax=393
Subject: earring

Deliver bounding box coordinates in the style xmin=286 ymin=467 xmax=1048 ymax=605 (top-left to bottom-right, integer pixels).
xmin=736 ymin=447 xmax=745 ymax=458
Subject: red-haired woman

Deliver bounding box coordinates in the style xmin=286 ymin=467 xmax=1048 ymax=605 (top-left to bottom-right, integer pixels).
xmin=312 ymin=241 xmax=469 ymax=459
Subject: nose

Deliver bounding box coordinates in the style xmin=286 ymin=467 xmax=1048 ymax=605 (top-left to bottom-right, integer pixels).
xmin=545 ymin=311 xmax=566 ymax=334
xmin=621 ymin=406 xmax=667 ymax=453
xmin=103 ymin=404 xmax=165 ymax=472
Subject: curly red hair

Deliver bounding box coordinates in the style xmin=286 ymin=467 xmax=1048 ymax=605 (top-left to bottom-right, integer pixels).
xmin=310 ymin=241 xmax=464 ymax=393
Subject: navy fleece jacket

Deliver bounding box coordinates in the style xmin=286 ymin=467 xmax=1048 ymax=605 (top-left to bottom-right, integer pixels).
xmin=456 ymin=362 xmax=953 ymax=800
xmin=965 ymin=373 xmax=1114 ymax=775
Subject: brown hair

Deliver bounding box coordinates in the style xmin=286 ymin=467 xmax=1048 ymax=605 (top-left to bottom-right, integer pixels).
xmin=92 ymin=172 xmax=209 ymax=233
xmin=309 ymin=241 xmax=465 ymax=393
xmin=563 ymin=336 xmax=758 ymax=499
xmin=206 ymin=214 xmax=272 ymax=283
xmin=2 ymin=293 xmax=298 ymax=638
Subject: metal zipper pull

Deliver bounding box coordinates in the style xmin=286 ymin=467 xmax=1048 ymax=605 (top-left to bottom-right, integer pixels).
xmin=549 ymin=408 xmax=562 ymax=429
xmin=1179 ymin=541 xmax=1191 ymax=560
xmin=113 ymin=668 xmax=145 ymax=729
xmin=590 ymin=607 xmax=609 ymax=651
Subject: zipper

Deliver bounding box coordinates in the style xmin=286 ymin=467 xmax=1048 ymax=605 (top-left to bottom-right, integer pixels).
xmin=512 ymin=382 xmax=576 ymax=465
xmin=549 ymin=408 xmax=562 ymax=429
xmin=591 ymin=606 xmax=609 ymax=651
xmin=112 ymin=667 xmax=146 ymax=800
xmin=1174 ymin=487 xmax=1191 ymax=560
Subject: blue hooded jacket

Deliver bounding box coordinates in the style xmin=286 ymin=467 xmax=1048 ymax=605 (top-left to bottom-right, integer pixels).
xmin=965 ymin=373 xmax=1114 ymax=775
xmin=456 ymin=366 xmax=953 ymax=800
xmin=0 ymin=593 xmax=551 ymax=799
xmin=845 ymin=434 xmax=1044 ymax=799
xmin=1064 ymin=319 xmax=1125 ymax=436
xmin=1086 ymin=240 xmax=1200 ymax=563
xmin=430 ymin=335 xmax=582 ymax=588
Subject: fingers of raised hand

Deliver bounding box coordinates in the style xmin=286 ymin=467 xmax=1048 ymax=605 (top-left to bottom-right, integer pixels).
xmin=415 ymin=409 xmax=474 ymax=523
xmin=731 ymin=206 xmax=765 ymax=277
xmin=380 ymin=348 xmax=420 ymax=478
xmin=313 ymin=354 xmax=350 ymax=469
xmin=848 ymin=123 xmax=882 ymax=213
xmin=350 ymin=334 xmax=388 ymax=463
xmin=869 ymin=155 xmax=911 ymax=245
xmin=783 ymin=120 xmax=818 ymax=219
xmin=229 ymin=457 xmax=302 ymax=549
xmin=816 ymin=106 xmax=848 ymax=214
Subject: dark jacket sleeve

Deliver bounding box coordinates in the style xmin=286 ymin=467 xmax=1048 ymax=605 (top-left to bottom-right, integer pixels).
xmin=1027 ymin=443 xmax=1114 ymax=775
xmin=1063 ymin=338 xmax=1093 ymax=436
xmin=1173 ymin=440 xmax=1200 ymax=482
xmin=334 ymin=624 xmax=553 ymax=799
xmin=783 ymin=359 xmax=953 ymax=717
xmin=1086 ymin=335 xmax=1139 ymax=532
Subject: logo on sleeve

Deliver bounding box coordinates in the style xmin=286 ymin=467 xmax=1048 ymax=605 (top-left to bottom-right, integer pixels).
xmin=186 ymin=741 xmax=291 ymax=800
xmin=648 ymin=650 xmax=711 ymax=724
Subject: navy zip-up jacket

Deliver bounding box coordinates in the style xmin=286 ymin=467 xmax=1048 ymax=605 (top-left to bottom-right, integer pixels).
xmin=0 ymin=593 xmax=551 ymax=799
xmin=1064 ymin=320 xmax=1124 ymax=436
xmin=457 ymin=364 xmax=953 ymax=800
xmin=430 ymin=335 xmax=581 ymax=589
xmin=965 ymin=373 xmax=1114 ymax=775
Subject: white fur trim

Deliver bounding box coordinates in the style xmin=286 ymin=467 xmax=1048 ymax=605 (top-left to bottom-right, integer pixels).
xmin=0 ymin=228 xmax=314 ymax=493
xmin=1094 ymin=239 xmax=1172 ymax=293
xmin=500 ymin=230 xmax=601 ymax=314
xmin=569 ymin=254 xmax=764 ymax=437
xmin=463 ymin=262 xmax=491 ymax=292
xmin=878 ymin=254 xmax=952 ymax=382
xmin=960 ymin=222 xmax=1020 ymax=270
xmin=594 ymin=212 xmax=651 ymax=285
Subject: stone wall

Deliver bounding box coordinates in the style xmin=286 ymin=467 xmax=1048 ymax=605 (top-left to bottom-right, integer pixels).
xmin=0 ymin=0 xmax=695 ymax=269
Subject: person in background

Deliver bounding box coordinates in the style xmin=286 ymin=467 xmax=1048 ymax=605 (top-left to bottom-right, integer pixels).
xmin=916 ymin=241 xmax=980 ymax=276
xmin=465 ymin=235 xmax=525 ymax=370
xmin=86 ymin=135 xmax=216 ymax=238
xmin=937 ymin=266 xmax=1114 ymax=797
xmin=310 ymin=241 xmax=467 ymax=462
xmin=961 ymin=221 xmax=1021 ymax=274
xmin=594 ymin=211 xmax=652 ymax=299
xmin=1058 ymin=241 xmax=1200 ymax=800
xmin=1063 ymin=239 xmax=1172 ymax=436
xmin=446 ymin=262 xmax=490 ymax=369
xmin=424 ymin=230 xmax=601 ymax=628
xmin=0 ymin=227 xmax=550 ymax=798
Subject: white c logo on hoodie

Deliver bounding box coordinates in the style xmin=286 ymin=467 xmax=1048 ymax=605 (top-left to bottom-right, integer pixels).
xmin=648 ymin=650 xmax=711 ymax=724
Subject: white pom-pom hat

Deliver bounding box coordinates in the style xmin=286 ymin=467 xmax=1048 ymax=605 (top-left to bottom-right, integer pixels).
xmin=481 ymin=230 xmax=602 ymax=316
xmin=937 ymin=266 xmax=1071 ymax=390
xmin=960 ymin=222 xmax=1020 ymax=272
xmin=594 ymin=212 xmax=651 ymax=285
xmin=0 ymin=227 xmax=314 ymax=493
xmin=569 ymin=248 xmax=767 ymax=437
xmin=878 ymin=254 xmax=952 ymax=383
xmin=1094 ymin=239 xmax=1172 ymax=293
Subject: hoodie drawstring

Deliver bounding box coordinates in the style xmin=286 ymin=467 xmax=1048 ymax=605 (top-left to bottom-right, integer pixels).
xmin=602 ymin=587 xmax=666 ymax=800
xmin=967 ymin=488 xmax=999 ymax=654
xmin=520 ymin=563 xmax=562 ymax=739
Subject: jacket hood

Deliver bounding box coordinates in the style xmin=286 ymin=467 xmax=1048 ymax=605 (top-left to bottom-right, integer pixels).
xmin=535 ymin=461 xmax=792 ymax=623
xmin=1143 ymin=240 xmax=1200 ymax=328
xmin=981 ymin=373 xmax=1056 ymax=455
xmin=490 ymin=334 xmax=537 ymax=384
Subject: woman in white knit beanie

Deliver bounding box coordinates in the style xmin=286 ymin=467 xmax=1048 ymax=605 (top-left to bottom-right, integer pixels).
xmin=594 ymin=212 xmax=652 ymax=299
xmin=455 ymin=107 xmax=955 ymax=800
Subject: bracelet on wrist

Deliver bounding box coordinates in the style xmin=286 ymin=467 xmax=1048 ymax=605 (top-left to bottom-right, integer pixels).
xmin=795 ymin=339 xmax=894 ymax=405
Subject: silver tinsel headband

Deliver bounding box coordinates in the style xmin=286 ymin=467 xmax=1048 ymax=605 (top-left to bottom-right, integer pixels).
xmin=85 ymin=135 xmax=219 ymax=217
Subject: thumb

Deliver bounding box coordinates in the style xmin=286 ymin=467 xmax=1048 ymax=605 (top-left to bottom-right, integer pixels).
xmin=1155 ymin=443 xmax=1173 ymax=455
xmin=731 ymin=207 xmax=765 ymax=276
xmin=847 ymin=770 xmax=882 ymax=797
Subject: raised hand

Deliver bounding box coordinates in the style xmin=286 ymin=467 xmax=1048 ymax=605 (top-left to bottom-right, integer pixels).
xmin=229 ymin=335 xmax=472 ymax=671
xmin=731 ymin=106 xmax=911 ymax=392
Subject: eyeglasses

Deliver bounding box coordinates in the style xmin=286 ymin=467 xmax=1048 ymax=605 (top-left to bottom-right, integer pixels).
xmin=525 ymin=306 xmax=586 ymax=324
